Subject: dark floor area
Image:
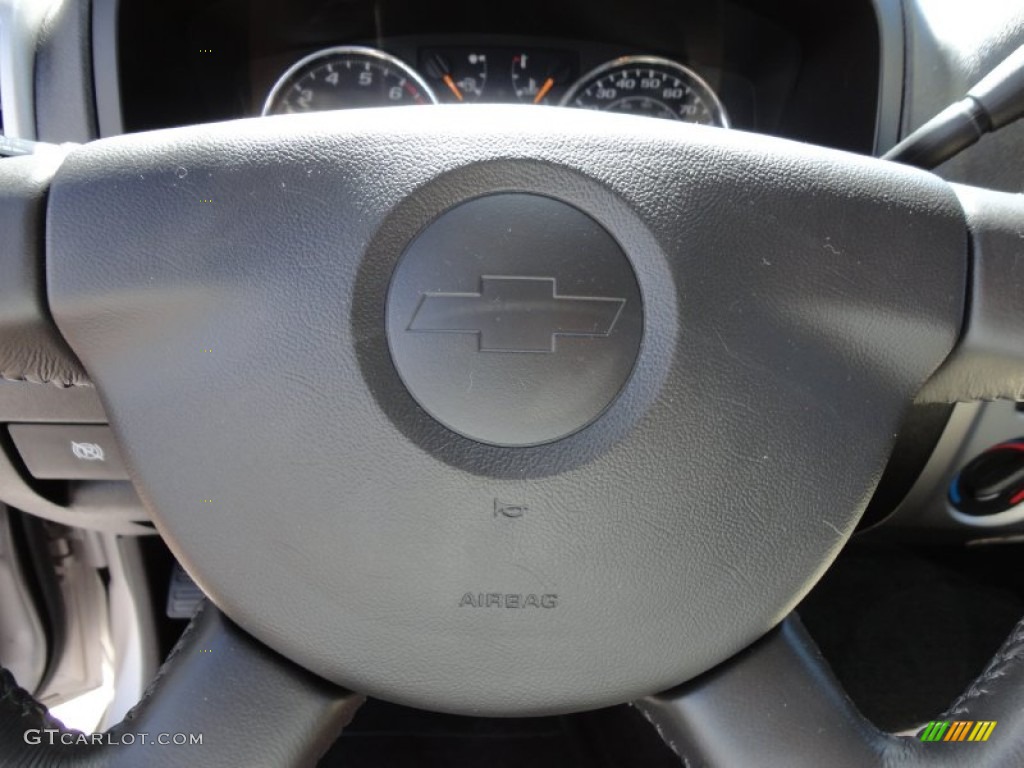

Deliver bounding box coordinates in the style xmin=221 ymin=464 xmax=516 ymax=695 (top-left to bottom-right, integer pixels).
xmin=316 ymin=699 xmax=680 ymax=768
xmin=798 ymin=541 xmax=1024 ymax=732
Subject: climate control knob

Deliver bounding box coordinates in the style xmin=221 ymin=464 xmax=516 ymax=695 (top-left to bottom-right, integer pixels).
xmin=950 ymin=439 xmax=1024 ymax=516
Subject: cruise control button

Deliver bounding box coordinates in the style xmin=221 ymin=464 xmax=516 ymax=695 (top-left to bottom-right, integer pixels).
xmin=8 ymin=424 xmax=129 ymax=480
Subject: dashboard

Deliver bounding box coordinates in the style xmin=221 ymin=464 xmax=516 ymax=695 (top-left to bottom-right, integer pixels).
xmin=111 ymin=0 xmax=884 ymax=154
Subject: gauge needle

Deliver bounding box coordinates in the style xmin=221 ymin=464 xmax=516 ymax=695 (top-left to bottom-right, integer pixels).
xmin=442 ymin=73 xmax=464 ymax=102
xmin=533 ymin=77 xmax=555 ymax=104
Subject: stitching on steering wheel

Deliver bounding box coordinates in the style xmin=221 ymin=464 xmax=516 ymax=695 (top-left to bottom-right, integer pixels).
xmin=108 ymin=599 xmax=208 ymax=733
xmin=0 ymin=372 xmax=90 ymax=388
xmin=944 ymin=614 xmax=1024 ymax=716
xmin=0 ymin=668 xmax=72 ymax=729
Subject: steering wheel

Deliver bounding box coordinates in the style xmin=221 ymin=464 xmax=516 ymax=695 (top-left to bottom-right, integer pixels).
xmin=1 ymin=105 xmax=1023 ymax=766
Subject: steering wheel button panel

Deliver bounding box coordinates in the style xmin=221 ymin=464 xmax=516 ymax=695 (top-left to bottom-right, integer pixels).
xmin=46 ymin=107 xmax=966 ymax=715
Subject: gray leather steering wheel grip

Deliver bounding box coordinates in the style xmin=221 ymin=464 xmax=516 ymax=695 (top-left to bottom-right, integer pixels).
xmin=638 ymin=612 xmax=1024 ymax=767
xmin=0 ymin=603 xmax=362 ymax=767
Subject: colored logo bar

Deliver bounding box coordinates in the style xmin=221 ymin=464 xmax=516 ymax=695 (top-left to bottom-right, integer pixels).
xmin=920 ymin=721 xmax=996 ymax=742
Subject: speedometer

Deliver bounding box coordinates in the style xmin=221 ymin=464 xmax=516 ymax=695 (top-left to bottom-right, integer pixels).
xmin=561 ymin=56 xmax=728 ymax=126
xmin=262 ymin=46 xmax=437 ymax=116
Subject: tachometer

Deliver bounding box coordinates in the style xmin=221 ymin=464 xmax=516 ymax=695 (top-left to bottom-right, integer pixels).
xmin=262 ymin=46 xmax=437 ymax=116
xmin=561 ymin=56 xmax=728 ymax=126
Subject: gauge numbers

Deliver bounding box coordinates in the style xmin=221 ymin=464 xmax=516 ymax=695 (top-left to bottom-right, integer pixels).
xmin=561 ymin=56 xmax=728 ymax=126
xmin=262 ymin=46 xmax=437 ymax=116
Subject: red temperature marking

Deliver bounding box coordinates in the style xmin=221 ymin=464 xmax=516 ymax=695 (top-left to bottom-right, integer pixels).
xmin=404 ymin=81 xmax=426 ymax=104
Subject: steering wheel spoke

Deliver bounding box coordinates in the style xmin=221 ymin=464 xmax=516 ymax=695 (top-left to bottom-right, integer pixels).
xmin=638 ymin=612 xmax=1024 ymax=767
xmin=0 ymin=146 xmax=85 ymax=388
xmin=0 ymin=603 xmax=362 ymax=766
xmin=919 ymin=185 xmax=1024 ymax=403
xmin=637 ymin=616 xmax=899 ymax=767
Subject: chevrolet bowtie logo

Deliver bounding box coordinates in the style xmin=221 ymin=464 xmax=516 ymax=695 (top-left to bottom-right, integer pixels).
xmin=408 ymin=276 xmax=627 ymax=353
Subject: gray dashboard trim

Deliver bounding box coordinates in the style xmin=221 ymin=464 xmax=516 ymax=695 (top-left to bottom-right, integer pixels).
xmin=0 ymin=0 xmax=53 ymax=138
xmin=34 ymin=0 xmax=96 ymax=142
xmin=91 ymin=0 xmax=120 ymax=137
xmin=872 ymin=0 xmax=905 ymax=154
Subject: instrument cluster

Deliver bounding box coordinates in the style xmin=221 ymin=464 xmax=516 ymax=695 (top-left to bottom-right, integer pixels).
xmin=261 ymin=40 xmax=729 ymax=127
xmin=117 ymin=0 xmax=884 ymax=156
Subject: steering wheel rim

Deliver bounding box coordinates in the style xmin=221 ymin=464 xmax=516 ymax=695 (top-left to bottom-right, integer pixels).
xmin=636 ymin=613 xmax=1024 ymax=767
xmin=0 ymin=605 xmax=1022 ymax=765
xmin=2 ymin=104 xmax=1024 ymax=763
